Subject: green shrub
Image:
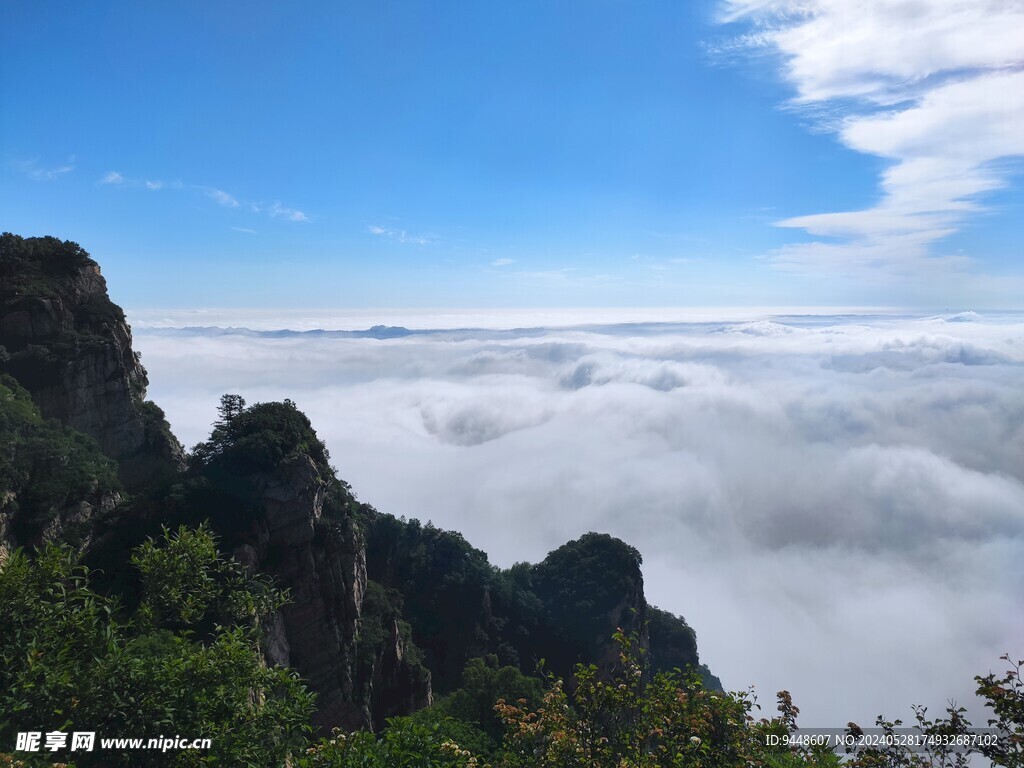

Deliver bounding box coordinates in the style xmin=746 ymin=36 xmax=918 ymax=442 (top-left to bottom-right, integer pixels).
xmin=0 ymin=526 xmax=315 ymax=767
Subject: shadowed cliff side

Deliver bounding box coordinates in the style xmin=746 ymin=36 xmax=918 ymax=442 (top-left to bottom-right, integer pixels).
xmin=363 ymin=515 xmax=719 ymax=695
xmin=0 ymin=373 xmax=121 ymax=560
xmin=150 ymin=397 xmax=433 ymax=730
xmin=0 ymin=233 xmax=185 ymax=490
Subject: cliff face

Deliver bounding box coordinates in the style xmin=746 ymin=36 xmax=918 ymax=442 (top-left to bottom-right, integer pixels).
xmin=188 ymin=401 xmax=432 ymax=732
xmin=0 ymin=234 xmax=185 ymax=489
xmin=0 ymin=483 xmax=121 ymax=564
xmin=0 ymin=372 xmax=123 ymax=560
xmin=361 ymin=518 xmax=711 ymax=697
xmin=230 ymin=456 xmax=426 ymax=730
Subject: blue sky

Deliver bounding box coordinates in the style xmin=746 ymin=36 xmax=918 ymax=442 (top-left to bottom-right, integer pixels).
xmin=2 ymin=1 xmax=1022 ymax=309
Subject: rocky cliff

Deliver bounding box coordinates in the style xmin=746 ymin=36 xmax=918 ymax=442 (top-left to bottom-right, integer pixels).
xmin=0 ymin=234 xmax=184 ymax=489
xmin=179 ymin=398 xmax=433 ymax=731
xmin=231 ymin=456 xmax=432 ymax=730
xmin=361 ymin=516 xmax=715 ymax=695
xmin=530 ymin=532 xmax=652 ymax=684
xmin=0 ymin=372 xmax=123 ymax=561
xmin=1 ymin=233 xmax=717 ymax=737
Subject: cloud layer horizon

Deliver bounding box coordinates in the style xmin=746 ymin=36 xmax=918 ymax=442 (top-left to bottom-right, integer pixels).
xmin=133 ymin=309 xmax=1024 ymax=728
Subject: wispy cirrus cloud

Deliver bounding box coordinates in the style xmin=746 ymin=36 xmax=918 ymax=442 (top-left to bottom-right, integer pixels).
xmin=98 ymin=170 xmax=309 ymax=223
xmin=720 ymin=0 xmax=1024 ymax=278
xmin=99 ymin=171 xmax=180 ymax=190
xmin=368 ymin=225 xmax=435 ymax=245
xmin=13 ymin=156 xmax=76 ymax=181
xmin=269 ymin=201 xmax=309 ymax=222
xmin=203 ymin=187 xmax=240 ymax=208
xmin=491 ymin=258 xmax=516 ymax=267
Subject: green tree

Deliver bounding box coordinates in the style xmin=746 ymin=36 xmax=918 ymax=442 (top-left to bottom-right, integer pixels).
xmin=427 ymin=656 xmax=544 ymax=753
xmin=0 ymin=526 xmax=314 ymax=767
xmin=976 ymin=655 xmax=1024 ymax=767
xmin=298 ymin=717 xmax=483 ymax=768
xmin=494 ymin=631 xmax=839 ymax=768
xmin=0 ymin=373 xmax=120 ymax=548
xmin=215 ymin=394 xmax=246 ymax=427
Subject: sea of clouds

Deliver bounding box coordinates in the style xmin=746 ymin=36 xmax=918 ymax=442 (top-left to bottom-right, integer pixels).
xmin=129 ymin=308 xmax=1024 ymax=729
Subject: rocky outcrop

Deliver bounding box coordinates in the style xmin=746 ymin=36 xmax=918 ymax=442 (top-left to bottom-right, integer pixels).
xmin=0 ymin=466 xmax=121 ymax=563
xmin=531 ymin=532 xmax=651 ymax=683
xmin=365 ymin=613 xmax=433 ymax=729
xmin=593 ymin=575 xmax=650 ymax=677
xmin=229 ymin=455 xmax=431 ymax=731
xmin=0 ymin=234 xmax=185 ymax=489
xmin=0 ymin=368 xmax=124 ymax=559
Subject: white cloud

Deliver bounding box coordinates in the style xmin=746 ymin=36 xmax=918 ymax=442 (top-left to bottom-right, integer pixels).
xmin=204 ymin=187 xmax=240 ymax=208
xmin=368 ymin=224 xmax=435 ymax=245
xmin=269 ymin=201 xmax=310 ymax=222
xmin=721 ymin=0 xmax=1024 ymax=277
xmin=133 ymin=309 xmax=1024 ymax=729
xmin=15 ymin=156 xmax=75 ymax=181
xmin=491 ymin=258 xmax=516 ymax=267
xmin=97 ymin=172 xmax=307 ymax=222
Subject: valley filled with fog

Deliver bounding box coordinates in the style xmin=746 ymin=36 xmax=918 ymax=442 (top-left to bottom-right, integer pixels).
xmin=131 ymin=308 xmax=1024 ymax=730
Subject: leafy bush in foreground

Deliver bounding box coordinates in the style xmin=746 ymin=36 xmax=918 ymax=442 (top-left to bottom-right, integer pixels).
xmin=301 ymin=631 xmax=1023 ymax=768
xmin=1 ymin=523 xmax=1020 ymax=767
xmin=0 ymin=526 xmax=314 ymax=767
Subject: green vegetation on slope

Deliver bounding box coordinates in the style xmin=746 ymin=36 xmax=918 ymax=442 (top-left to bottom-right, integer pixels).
xmin=0 ymin=234 xmax=111 ymax=305
xmin=295 ymin=632 xmax=1024 ymax=768
xmin=3 ymin=534 xmax=1022 ymax=766
xmin=0 ymin=525 xmax=314 ymax=768
xmin=0 ymin=374 xmax=120 ymax=547
xmin=192 ymin=395 xmax=333 ymax=477
xmin=363 ymin=514 xmax=709 ymax=695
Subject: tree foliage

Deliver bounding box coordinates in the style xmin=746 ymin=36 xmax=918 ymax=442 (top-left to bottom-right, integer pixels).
xmin=0 ymin=374 xmax=120 ymax=546
xmin=427 ymin=656 xmax=545 ymax=753
xmin=298 ymin=717 xmax=484 ymax=768
xmin=0 ymin=526 xmax=314 ymax=767
xmin=191 ymin=396 xmax=331 ymax=476
xmin=0 ymin=234 xmax=107 ymax=304
xmin=298 ymin=630 xmax=1024 ymax=768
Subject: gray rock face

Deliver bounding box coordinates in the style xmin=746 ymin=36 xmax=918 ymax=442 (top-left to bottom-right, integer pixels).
xmin=593 ymin=574 xmax=650 ymax=679
xmin=0 ymin=482 xmax=121 ymax=565
xmin=0 ymin=258 xmax=185 ymax=487
xmin=231 ymin=457 xmax=431 ymax=731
